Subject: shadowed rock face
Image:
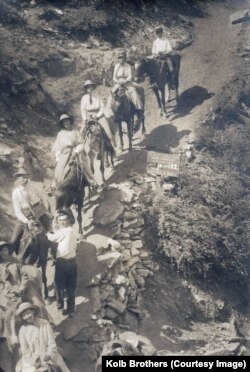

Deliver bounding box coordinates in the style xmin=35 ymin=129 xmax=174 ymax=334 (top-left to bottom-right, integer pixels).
xmin=93 ymin=189 xmax=125 ymax=227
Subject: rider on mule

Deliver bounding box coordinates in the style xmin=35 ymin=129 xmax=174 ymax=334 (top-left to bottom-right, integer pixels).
xmin=152 ymin=26 xmax=175 ymax=86
xmin=51 ymin=114 xmax=97 ymax=191
xmin=10 ymin=168 xmax=51 ymax=255
xmin=112 ymin=50 xmax=143 ymax=125
xmin=81 ymin=80 xmax=105 ymax=126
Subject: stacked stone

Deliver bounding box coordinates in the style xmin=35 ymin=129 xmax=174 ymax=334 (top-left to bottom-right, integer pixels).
xmin=91 ymin=177 xmax=158 ymax=326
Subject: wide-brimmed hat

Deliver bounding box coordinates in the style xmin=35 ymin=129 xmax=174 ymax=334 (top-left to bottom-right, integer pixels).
xmin=83 ymin=80 xmax=96 ymax=89
xmin=59 ymin=114 xmax=73 ymax=128
xmin=155 ymin=26 xmax=163 ymax=33
xmin=14 ymin=167 xmax=29 ymax=178
xmin=57 ymin=208 xmax=75 ymax=225
xmin=16 ymin=302 xmax=39 ymax=317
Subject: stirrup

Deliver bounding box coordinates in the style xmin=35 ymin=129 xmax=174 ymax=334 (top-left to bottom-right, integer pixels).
xmin=47 ymin=187 xmax=55 ymax=197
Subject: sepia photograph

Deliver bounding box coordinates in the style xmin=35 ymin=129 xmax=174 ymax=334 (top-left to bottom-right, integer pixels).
xmin=0 ymin=0 xmax=249 ymax=371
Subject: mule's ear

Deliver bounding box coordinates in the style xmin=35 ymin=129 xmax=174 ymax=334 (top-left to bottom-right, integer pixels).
xmin=127 ymin=58 xmax=135 ymax=66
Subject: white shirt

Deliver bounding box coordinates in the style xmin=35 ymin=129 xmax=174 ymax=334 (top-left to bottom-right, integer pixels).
xmin=113 ymin=63 xmax=132 ymax=84
xmin=47 ymin=226 xmax=77 ymax=259
xmin=152 ymin=37 xmax=172 ymax=55
xmin=80 ymin=94 xmax=104 ymax=122
xmin=12 ymin=184 xmax=43 ymax=224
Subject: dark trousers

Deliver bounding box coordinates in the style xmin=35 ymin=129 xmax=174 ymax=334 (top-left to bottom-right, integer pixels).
xmin=10 ymin=214 xmax=51 ymax=254
xmin=10 ymin=220 xmax=26 ymax=254
xmin=54 ymin=257 xmax=77 ymax=313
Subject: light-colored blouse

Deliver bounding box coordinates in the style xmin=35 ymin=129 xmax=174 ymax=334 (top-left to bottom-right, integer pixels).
xmin=113 ymin=63 xmax=132 ymax=84
xmin=19 ymin=317 xmax=70 ymax=372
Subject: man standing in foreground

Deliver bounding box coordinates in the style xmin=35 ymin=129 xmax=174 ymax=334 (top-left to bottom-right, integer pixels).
xmin=47 ymin=209 xmax=77 ymax=318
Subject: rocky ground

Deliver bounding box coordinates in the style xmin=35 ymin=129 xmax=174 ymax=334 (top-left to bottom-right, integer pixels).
xmin=0 ymin=0 xmax=250 ymax=371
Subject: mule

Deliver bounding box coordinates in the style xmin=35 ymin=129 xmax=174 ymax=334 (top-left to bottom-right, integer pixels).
xmin=106 ymin=86 xmax=146 ymax=151
xmin=55 ymin=154 xmax=88 ymax=235
xmin=135 ymin=53 xmax=181 ymax=116
xmin=83 ymin=120 xmax=115 ymax=184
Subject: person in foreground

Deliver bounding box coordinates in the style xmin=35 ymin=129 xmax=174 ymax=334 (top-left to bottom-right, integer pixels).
xmin=17 ymin=302 xmax=70 ymax=372
xmin=47 ymin=209 xmax=77 ymax=318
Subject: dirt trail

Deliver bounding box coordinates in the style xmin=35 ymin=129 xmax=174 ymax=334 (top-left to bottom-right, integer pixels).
xmin=43 ymin=1 xmax=249 ymax=369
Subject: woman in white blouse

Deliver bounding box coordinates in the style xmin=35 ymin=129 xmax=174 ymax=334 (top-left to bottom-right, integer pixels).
xmin=112 ymin=51 xmax=143 ymax=111
xmin=80 ymin=80 xmax=104 ymax=125
xmin=51 ymin=114 xmax=96 ymax=189
xmin=16 ymin=302 xmax=70 ymax=372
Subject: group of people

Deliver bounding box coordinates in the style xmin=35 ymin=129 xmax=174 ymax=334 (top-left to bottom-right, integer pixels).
xmin=0 ymin=26 xmax=173 ymax=371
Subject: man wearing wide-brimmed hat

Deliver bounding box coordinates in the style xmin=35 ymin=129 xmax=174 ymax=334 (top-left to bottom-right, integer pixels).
xmin=10 ymin=167 xmax=51 ymax=254
xmin=80 ymin=80 xmax=105 ymax=125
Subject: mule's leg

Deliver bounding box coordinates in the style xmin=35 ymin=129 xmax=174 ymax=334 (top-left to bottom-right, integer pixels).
xmin=105 ymin=149 xmax=110 ymax=168
xmin=127 ymin=119 xmax=133 ymax=150
xmin=88 ymin=151 xmax=95 ymax=175
xmin=140 ymin=110 xmax=146 ymax=135
xmin=41 ymin=264 xmax=48 ymax=299
xmin=153 ymin=87 xmax=162 ymax=116
xmin=100 ymin=155 xmax=105 ymax=184
xmin=118 ymin=121 xmax=124 ymax=150
xmin=161 ymin=88 xmax=167 ymax=117
xmin=165 ymin=84 xmax=170 ymax=106
xmin=110 ymin=151 xmax=114 ymax=167
xmin=77 ymin=192 xmax=84 ymax=236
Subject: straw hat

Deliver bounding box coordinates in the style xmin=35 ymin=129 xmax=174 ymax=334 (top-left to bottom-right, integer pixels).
xmin=59 ymin=114 xmax=73 ymax=128
xmin=16 ymin=302 xmax=39 ymax=317
xmin=155 ymin=26 xmax=163 ymax=33
xmin=83 ymin=80 xmax=96 ymax=89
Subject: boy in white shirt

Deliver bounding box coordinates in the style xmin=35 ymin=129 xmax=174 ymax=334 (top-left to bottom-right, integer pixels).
xmin=152 ymin=26 xmax=173 ymax=57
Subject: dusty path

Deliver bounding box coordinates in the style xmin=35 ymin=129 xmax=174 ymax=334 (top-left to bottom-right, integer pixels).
xmin=44 ymin=1 xmax=249 ymax=370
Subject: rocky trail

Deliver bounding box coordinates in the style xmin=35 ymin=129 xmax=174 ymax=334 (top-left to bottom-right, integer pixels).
xmin=0 ymin=0 xmax=249 ymax=371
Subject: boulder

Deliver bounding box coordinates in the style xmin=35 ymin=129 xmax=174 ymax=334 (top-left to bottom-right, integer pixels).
xmin=97 ymin=251 xmax=122 ymax=270
xmin=115 ymin=232 xmax=130 ymax=239
xmin=140 ymin=251 xmax=149 ymax=259
xmin=113 ymin=274 xmax=128 ymax=286
xmin=71 ymin=327 xmax=96 ymax=343
xmin=136 ymin=269 xmax=150 ymax=278
xmin=131 ymin=247 xmax=140 ymax=256
xmin=63 ymin=322 xmax=89 ymax=341
xmin=230 ymin=9 xmax=250 ymax=24
xmin=131 ymin=240 xmax=143 ymax=250
xmin=94 ymin=194 xmax=125 ymax=227
xmin=129 ymin=228 xmax=144 ymax=237
xmin=127 ymin=257 xmax=141 ymax=268
xmin=107 ymin=299 xmax=126 ymax=314
xmin=123 ymin=219 xmax=140 ymax=230
xmin=135 ymin=275 xmax=145 ymax=288
xmin=105 ymin=308 xmax=119 ymax=320
xmin=123 ymin=211 xmax=138 ymax=220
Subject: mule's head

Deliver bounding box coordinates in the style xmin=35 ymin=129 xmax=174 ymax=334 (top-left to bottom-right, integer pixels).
xmin=134 ymin=58 xmax=147 ymax=82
